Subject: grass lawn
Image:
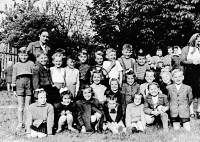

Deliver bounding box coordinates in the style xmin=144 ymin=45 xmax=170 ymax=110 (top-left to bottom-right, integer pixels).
xmin=1 ymin=90 xmax=200 ymax=142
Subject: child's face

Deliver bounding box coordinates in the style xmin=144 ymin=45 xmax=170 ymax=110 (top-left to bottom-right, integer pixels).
xmin=157 ymin=51 xmax=162 ymax=57
xmin=93 ymin=73 xmax=101 ymax=85
xmin=164 ymin=66 xmax=171 ymax=72
xmin=174 ymin=48 xmax=178 ymax=54
xmin=53 ymin=57 xmax=62 ymax=67
xmin=145 ymin=72 xmax=155 ymax=83
xmin=110 ymin=80 xmax=118 ymax=92
xmin=19 ymin=53 xmax=28 ymax=62
xmin=83 ymin=88 xmax=92 ymax=100
xmin=161 ymin=73 xmax=171 ymax=84
xmin=107 ymin=52 xmax=116 ymax=61
xmin=38 ymin=54 xmax=48 ymax=66
xmin=78 ymin=53 xmax=87 ymax=63
xmin=126 ymin=74 xmax=135 ymax=85
xmin=137 ymin=56 xmax=146 ymax=65
xmin=62 ymin=95 xmax=71 ymax=105
xmin=95 ymin=55 xmax=103 ymax=65
xmin=172 ymin=72 xmax=184 ymax=85
xmin=149 ymin=84 xmax=159 ymax=97
xmin=122 ymin=49 xmax=132 ymax=59
xmin=146 ymin=54 xmax=152 ymax=64
xmin=168 ymin=48 xmax=173 ymax=55
xmin=107 ymin=99 xmax=117 ymax=109
xmin=67 ymin=58 xmax=75 ymax=69
xmin=134 ymin=95 xmax=142 ymax=106
xmin=38 ymin=92 xmax=47 ymax=105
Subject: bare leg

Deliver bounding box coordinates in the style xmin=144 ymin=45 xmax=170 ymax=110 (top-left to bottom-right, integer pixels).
xmin=183 ymin=122 xmax=191 ymax=131
xmin=57 ymin=115 xmax=67 ymax=132
xmin=173 ymin=122 xmax=180 ymax=130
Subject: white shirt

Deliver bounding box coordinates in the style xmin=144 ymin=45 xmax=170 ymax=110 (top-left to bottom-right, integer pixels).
xmin=175 ymin=83 xmax=182 ymax=92
xmin=187 ymin=47 xmax=200 ymax=60
xmin=152 ymin=95 xmax=159 ymax=109
xmin=103 ymin=60 xmax=123 ymax=79
xmin=50 ymin=67 xmax=65 ymax=83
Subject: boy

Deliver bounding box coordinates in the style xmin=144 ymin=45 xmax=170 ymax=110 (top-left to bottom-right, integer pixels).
xmin=134 ymin=49 xmax=150 ymax=84
xmin=167 ymin=69 xmax=193 ymax=131
xmin=75 ymin=48 xmax=90 ymax=86
xmin=144 ymin=82 xmax=169 ymax=131
xmin=118 ymin=44 xmax=135 ymax=82
xmin=164 ymin=46 xmax=173 ymax=66
xmin=103 ymin=48 xmax=123 ymax=87
xmin=32 ymin=52 xmax=54 ymax=104
xmin=12 ymin=47 xmax=34 ymax=130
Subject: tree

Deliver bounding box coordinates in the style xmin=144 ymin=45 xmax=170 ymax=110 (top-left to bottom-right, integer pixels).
xmin=89 ymin=0 xmax=200 ymax=55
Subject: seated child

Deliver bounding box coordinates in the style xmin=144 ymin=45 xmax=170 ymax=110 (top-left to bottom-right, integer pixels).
xmin=90 ymin=70 xmax=107 ymax=103
xmin=55 ymin=88 xmax=78 ymax=133
xmin=121 ymin=70 xmax=140 ymax=107
xmin=134 ymin=49 xmax=150 ymax=84
xmin=118 ymin=44 xmax=135 ymax=82
xmin=76 ymin=84 xmax=104 ymax=133
xmin=126 ymin=93 xmax=146 ymax=133
xmin=103 ymin=95 xmax=125 ymax=134
xmin=26 ymin=89 xmax=54 ymax=138
xmin=167 ymin=69 xmax=193 ymax=131
xmin=103 ymin=48 xmax=123 ymax=87
xmin=144 ymin=82 xmax=169 ymax=131
xmin=105 ymin=78 xmax=125 ymax=114
xmin=140 ymin=69 xmax=155 ymax=98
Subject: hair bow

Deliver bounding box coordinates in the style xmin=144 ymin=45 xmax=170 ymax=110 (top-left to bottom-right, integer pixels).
xmin=59 ymin=87 xmax=68 ymax=94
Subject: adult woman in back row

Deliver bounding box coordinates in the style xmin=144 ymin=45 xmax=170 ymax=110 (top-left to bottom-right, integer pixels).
xmin=181 ymin=33 xmax=200 ymax=119
xmin=27 ymin=28 xmax=51 ymax=64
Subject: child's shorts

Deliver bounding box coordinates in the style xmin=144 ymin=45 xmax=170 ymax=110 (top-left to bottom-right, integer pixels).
xmin=171 ymin=115 xmax=190 ymax=123
xmin=30 ymin=123 xmax=47 ymax=134
xmin=16 ymin=75 xmax=32 ymax=96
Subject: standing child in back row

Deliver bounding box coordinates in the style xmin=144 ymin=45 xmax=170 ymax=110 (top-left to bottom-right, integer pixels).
xmin=118 ymin=44 xmax=135 ymax=82
xmin=103 ymin=48 xmax=123 ymax=87
xmin=12 ymin=47 xmax=34 ymax=131
xmin=5 ymin=61 xmax=13 ymax=92
xmin=167 ymin=69 xmax=193 ymax=131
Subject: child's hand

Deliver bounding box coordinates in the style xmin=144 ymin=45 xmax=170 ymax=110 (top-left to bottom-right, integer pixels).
xmin=61 ymin=110 xmax=66 ymax=115
xmin=151 ymin=110 xmax=160 ymax=116
xmin=81 ymin=126 xmax=86 ymax=133
xmin=193 ymin=59 xmax=199 ymax=65
xmin=95 ymin=112 xmax=101 ymax=119
xmin=65 ymin=110 xmax=71 ymax=115
xmin=27 ymin=134 xmax=31 ymax=138
xmin=161 ymin=106 xmax=168 ymax=112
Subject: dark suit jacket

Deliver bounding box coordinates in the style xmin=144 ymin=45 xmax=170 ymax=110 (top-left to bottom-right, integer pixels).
xmin=27 ymin=41 xmax=51 ymax=63
xmin=167 ymin=84 xmax=193 ymax=118
xmin=144 ymin=93 xmax=169 ymax=115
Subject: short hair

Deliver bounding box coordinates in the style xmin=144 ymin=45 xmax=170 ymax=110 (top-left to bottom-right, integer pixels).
xmin=173 ymin=46 xmax=179 ymax=50
xmin=132 ymin=93 xmax=144 ymax=104
xmin=109 ymin=78 xmax=120 ymax=86
xmin=122 ymin=44 xmax=132 ymax=51
xmin=37 ymin=28 xmax=48 ymax=37
xmin=55 ymin=48 xmax=65 ymax=54
xmin=78 ymin=48 xmax=88 ymax=56
xmin=106 ymin=48 xmax=116 ymax=56
xmin=167 ymin=46 xmax=172 ymax=49
xmin=125 ymin=69 xmax=137 ymax=82
xmin=160 ymin=71 xmax=172 ymax=79
xmin=95 ymin=50 xmax=104 ymax=57
xmin=60 ymin=90 xmax=73 ymax=101
xmin=18 ymin=47 xmax=29 ymax=54
xmin=136 ymin=49 xmax=146 ymax=58
xmin=145 ymin=69 xmax=155 ymax=78
xmin=36 ymin=52 xmax=48 ymax=58
xmin=171 ymin=69 xmax=183 ymax=77
xmin=66 ymin=54 xmax=76 ymax=62
xmin=52 ymin=52 xmax=63 ymax=61
xmin=148 ymin=82 xmax=160 ymax=90
xmin=34 ymin=88 xmax=46 ymax=100
xmin=106 ymin=95 xmax=118 ymax=104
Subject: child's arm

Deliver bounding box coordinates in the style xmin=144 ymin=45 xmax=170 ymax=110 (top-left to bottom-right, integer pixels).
xmin=188 ymin=86 xmax=193 ymax=105
xmin=119 ymin=71 xmax=123 ymax=87
xmin=115 ymin=104 xmax=123 ymax=123
xmin=50 ymin=67 xmax=54 ymax=86
xmin=140 ymin=104 xmax=146 ymax=129
xmin=47 ymin=105 xmax=54 ymax=135
xmin=125 ymin=104 xmax=131 ymax=127
xmin=75 ymin=70 xmax=80 ymax=97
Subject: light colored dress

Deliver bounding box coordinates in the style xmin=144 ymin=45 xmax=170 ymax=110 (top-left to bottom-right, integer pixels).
xmin=65 ymin=66 xmax=80 ymax=97
xmin=90 ymin=83 xmax=107 ymax=103
xmin=50 ymin=67 xmax=65 ymax=89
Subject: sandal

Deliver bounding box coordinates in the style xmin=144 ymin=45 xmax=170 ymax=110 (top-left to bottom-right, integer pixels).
xmin=190 ymin=114 xmax=195 ymax=118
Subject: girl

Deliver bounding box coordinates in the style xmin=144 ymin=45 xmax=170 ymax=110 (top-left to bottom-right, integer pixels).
xmin=65 ymin=55 xmax=80 ymax=98
xmin=90 ymin=70 xmax=107 ymax=103
xmin=105 ymin=78 xmax=125 ymax=114
xmin=103 ymin=95 xmax=125 ymax=134
xmin=159 ymin=71 xmax=172 ymax=95
xmin=55 ymin=88 xmax=78 ymax=133
xmin=121 ymin=70 xmax=140 ymax=107
xmin=50 ymin=52 xmax=65 ymax=90
xmin=144 ymin=82 xmax=169 ymax=131
xmin=140 ymin=69 xmax=156 ymax=99
xmin=76 ymin=84 xmax=104 ymax=133
xmin=126 ymin=93 xmax=146 ymax=133
xmin=5 ymin=61 xmax=13 ymax=92
xmin=26 ymin=89 xmax=54 ymax=138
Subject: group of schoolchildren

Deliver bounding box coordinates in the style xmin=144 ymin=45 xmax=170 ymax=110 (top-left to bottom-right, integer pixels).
xmin=5 ymin=44 xmax=193 ymax=138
